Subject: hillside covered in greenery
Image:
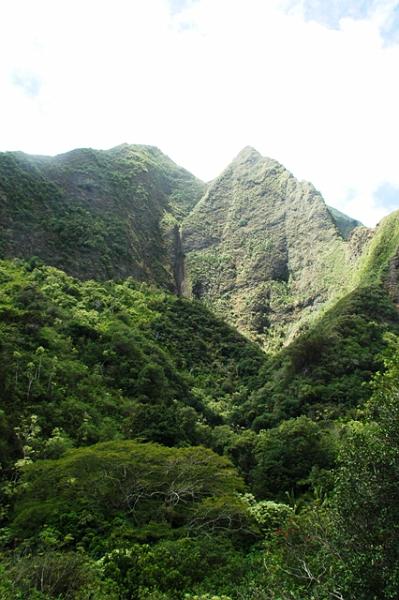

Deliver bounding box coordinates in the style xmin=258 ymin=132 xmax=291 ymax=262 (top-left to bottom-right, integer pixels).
xmin=1 ymin=145 xmax=399 ymax=599
xmin=0 ymin=145 xmax=204 ymax=289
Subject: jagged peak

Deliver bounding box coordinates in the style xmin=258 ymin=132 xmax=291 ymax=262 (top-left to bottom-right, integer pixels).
xmin=228 ymin=147 xmax=286 ymax=177
xmin=233 ymin=146 xmax=262 ymax=163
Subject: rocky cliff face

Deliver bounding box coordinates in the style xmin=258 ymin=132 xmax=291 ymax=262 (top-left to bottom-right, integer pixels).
xmin=182 ymin=147 xmax=367 ymax=348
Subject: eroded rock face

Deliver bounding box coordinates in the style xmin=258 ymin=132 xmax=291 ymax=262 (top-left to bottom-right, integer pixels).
xmin=183 ymin=147 xmax=367 ymax=348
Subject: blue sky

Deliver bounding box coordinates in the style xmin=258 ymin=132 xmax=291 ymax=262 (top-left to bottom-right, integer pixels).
xmin=300 ymin=0 xmax=377 ymax=28
xmin=375 ymin=182 xmax=399 ymax=211
xmin=1 ymin=0 xmax=399 ymax=226
xmin=299 ymin=0 xmax=399 ymax=44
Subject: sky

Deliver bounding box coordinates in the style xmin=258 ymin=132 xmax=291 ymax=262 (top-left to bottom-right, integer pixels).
xmin=1 ymin=0 xmax=399 ymax=226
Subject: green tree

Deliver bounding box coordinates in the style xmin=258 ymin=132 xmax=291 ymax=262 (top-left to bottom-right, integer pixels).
xmin=251 ymin=416 xmax=335 ymax=500
xmin=11 ymin=440 xmax=246 ymax=547
xmin=333 ymin=334 xmax=399 ymax=598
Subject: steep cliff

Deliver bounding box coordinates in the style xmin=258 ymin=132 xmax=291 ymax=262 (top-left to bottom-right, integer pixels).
xmin=182 ymin=147 xmax=366 ymax=348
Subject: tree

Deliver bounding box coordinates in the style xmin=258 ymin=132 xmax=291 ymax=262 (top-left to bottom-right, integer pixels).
xmin=251 ymin=416 xmax=335 ymax=500
xmin=11 ymin=440 xmax=247 ymax=546
xmin=333 ymin=334 xmax=399 ymax=599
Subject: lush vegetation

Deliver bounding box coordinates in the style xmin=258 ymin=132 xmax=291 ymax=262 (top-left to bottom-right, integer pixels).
xmin=0 ymin=259 xmax=263 ymax=598
xmin=240 ymin=283 xmax=399 ymax=429
xmin=1 ymin=255 xmax=399 ymax=598
xmin=4 ymin=339 xmax=399 ymax=599
xmin=2 ymin=147 xmax=399 ymax=598
xmin=0 ymin=145 xmax=204 ymax=286
xmin=0 ymin=259 xmax=267 ymax=461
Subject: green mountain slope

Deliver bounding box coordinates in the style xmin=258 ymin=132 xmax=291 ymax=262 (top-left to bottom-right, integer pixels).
xmin=234 ymin=212 xmax=399 ymax=428
xmin=0 ymin=144 xmax=205 ymax=289
xmin=239 ymin=283 xmax=399 ymax=429
xmin=357 ymin=209 xmax=399 ymax=291
xmin=0 ymin=258 xmax=266 ymax=468
xmin=182 ymin=147 xmax=366 ymax=349
xmin=0 ymin=144 xmax=374 ymax=350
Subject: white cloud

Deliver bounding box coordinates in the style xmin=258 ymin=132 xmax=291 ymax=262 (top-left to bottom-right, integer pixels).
xmin=0 ymin=0 xmax=398 ymax=226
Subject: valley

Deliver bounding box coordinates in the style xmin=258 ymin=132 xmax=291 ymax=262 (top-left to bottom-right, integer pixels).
xmin=0 ymin=144 xmax=398 ymax=599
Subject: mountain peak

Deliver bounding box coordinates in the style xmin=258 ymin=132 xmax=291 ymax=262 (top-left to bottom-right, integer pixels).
xmin=233 ymin=146 xmax=262 ymax=162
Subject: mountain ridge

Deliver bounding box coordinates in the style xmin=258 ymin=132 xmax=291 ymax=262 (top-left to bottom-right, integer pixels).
xmin=0 ymin=143 xmax=389 ymax=352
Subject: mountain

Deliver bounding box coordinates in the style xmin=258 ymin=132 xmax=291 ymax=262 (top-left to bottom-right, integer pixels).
xmin=182 ymin=147 xmax=368 ymax=348
xmin=0 ymin=144 xmax=391 ymax=352
xmin=2 ymin=143 xmax=396 ymax=352
xmin=327 ymin=205 xmax=362 ymax=239
xmin=0 ymin=144 xmax=205 ymax=290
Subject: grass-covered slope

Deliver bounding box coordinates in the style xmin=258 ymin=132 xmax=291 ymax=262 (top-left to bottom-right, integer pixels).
xmin=357 ymin=210 xmax=399 ymax=291
xmin=241 ymin=284 xmax=399 ymax=429
xmin=226 ymin=211 xmax=399 ymax=430
xmin=0 ymin=145 xmax=205 ymax=288
xmin=230 ymin=213 xmax=399 ymax=429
